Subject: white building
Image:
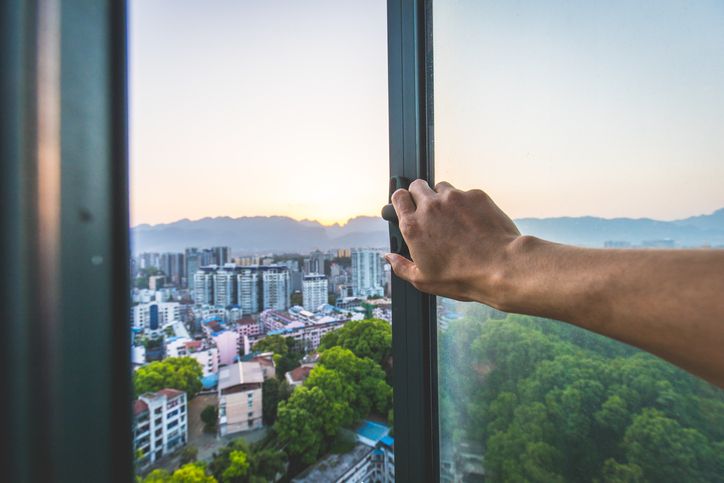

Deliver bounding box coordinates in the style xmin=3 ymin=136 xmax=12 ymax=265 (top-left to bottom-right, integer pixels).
xmin=237 ymin=268 xmax=260 ymax=314
xmin=263 ymin=267 xmax=290 ymax=311
xmin=131 ymin=302 xmax=180 ymax=330
xmin=193 ymin=269 xmax=215 ymax=305
xmin=165 ymin=337 xmax=220 ymax=377
xmin=351 ymin=248 xmax=384 ymax=298
xmin=218 ymin=362 xmax=264 ymax=435
xmin=133 ymin=389 xmax=188 ymax=466
xmin=302 ymin=274 xmax=328 ymax=312
xmin=213 ymin=270 xmax=236 ymax=307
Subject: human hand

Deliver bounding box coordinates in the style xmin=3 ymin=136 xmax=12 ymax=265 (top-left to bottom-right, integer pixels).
xmin=385 ymin=180 xmax=521 ymax=307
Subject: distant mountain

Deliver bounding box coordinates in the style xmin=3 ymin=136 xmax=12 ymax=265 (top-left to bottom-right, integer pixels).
xmin=131 ymin=209 xmax=724 ymax=254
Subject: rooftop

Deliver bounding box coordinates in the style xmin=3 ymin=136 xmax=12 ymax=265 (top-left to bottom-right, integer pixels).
xmin=291 ymin=443 xmax=373 ymax=482
xmin=218 ymin=361 xmax=264 ymax=390
xmin=286 ymin=366 xmax=313 ymax=383
xmin=355 ymin=420 xmax=390 ymax=446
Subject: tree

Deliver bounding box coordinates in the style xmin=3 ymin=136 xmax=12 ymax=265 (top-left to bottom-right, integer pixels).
xmin=261 ymin=378 xmax=291 ymax=425
xmin=209 ymin=438 xmax=285 ymax=483
xmin=179 ymin=445 xmax=198 ymax=465
xmin=621 ymin=409 xmax=718 ymax=482
xmin=201 ymin=405 xmax=218 ymax=432
xmin=221 ymin=451 xmax=249 ymax=483
xmin=319 ymin=319 xmax=391 ymax=369
xmin=143 ymin=464 xmax=216 ymax=483
xmin=252 ymin=335 xmax=301 ymax=379
xmin=134 ymin=357 xmax=203 ymax=399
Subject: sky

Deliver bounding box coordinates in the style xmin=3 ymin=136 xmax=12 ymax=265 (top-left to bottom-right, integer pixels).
xmin=130 ymin=0 xmax=724 ymax=226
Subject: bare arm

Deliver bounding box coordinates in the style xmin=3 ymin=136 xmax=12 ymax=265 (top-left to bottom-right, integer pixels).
xmin=386 ymin=179 xmax=724 ymax=387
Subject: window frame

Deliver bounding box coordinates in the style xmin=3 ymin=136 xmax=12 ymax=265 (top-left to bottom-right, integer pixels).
xmin=387 ymin=0 xmax=439 ymax=481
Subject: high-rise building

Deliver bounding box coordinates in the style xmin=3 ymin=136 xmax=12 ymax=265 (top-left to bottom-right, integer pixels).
xmin=213 ymin=270 xmax=236 ymax=307
xmin=159 ymin=252 xmax=184 ymax=286
xmin=212 ymin=246 xmax=230 ymax=266
xmin=185 ymin=248 xmax=200 ymax=289
xmin=351 ymin=248 xmax=384 ymax=298
xmin=237 ymin=268 xmax=260 ymax=315
xmin=193 ymin=267 xmax=215 ymax=305
xmin=302 ymin=274 xmax=328 ymax=311
xmin=263 ymin=266 xmax=290 ymax=311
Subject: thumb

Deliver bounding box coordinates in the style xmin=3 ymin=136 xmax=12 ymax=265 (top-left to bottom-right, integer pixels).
xmin=385 ymin=253 xmax=418 ymax=283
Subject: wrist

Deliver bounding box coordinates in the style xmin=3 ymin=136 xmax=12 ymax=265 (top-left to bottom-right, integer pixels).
xmin=484 ymin=235 xmax=546 ymax=312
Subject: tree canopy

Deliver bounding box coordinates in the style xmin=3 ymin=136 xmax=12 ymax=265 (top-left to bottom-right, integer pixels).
xmin=318 ymin=318 xmax=391 ymax=370
xmin=142 ymin=463 xmax=216 ymax=483
xmin=208 ymin=438 xmax=286 ymax=483
xmin=134 ymin=357 xmax=203 ymax=399
xmin=252 ymin=335 xmax=302 ymax=379
xmin=439 ymin=313 xmax=724 ymax=482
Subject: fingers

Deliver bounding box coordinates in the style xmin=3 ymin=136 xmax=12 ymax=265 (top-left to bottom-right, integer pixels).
xmin=384 ymin=253 xmax=418 ymax=284
xmin=391 ymin=188 xmax=416 ymax=217
xmin=434 ymin=181 xmax=455 ymax=193
xmin=409 ymin=178 xmax=435 ymax=203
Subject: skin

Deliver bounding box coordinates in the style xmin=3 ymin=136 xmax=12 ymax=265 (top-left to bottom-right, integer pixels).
xmin=385 ymin=179 xmax=724 ymax=388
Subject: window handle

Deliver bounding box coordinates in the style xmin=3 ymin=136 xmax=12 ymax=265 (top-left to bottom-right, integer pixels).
xmin=382 ymin=176 xmax=411 ymax=256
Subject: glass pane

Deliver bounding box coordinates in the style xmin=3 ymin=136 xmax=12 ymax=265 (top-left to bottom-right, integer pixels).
xmin=434 ymin=1 xmax=724 ymax=481
xmin=129 ymin=1 xmax=392 ymax=481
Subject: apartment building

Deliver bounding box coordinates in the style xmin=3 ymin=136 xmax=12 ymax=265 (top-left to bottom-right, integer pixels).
xmin=302 ymin=273 xmax=328 ymax=311
xmin=133 ymin=389 xmax=188 ymax=466
xmin=131 ymin=302 xmax=180 ymax=330
xmin=218 ymin=362 xmax=264 ymax=435
xmin=351 ymin=248 xmax=385 ymax=298
xmin=165 ymin=338 xmax=220 ymax=377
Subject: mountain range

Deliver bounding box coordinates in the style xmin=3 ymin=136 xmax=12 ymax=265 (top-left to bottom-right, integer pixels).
xmin=131 ymin=208 xmax=724 ymax=254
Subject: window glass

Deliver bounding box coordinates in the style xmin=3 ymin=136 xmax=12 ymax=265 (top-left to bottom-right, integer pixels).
xmin=129 ymin=1 xmax=392 ymax=480
xmin=434 ymin=1 xmax=724 ymax=481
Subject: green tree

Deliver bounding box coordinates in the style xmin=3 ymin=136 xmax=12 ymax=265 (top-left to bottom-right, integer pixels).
xmin=209 ymin=438 xmax=285 ymax=483
xmin=179 ymin=445 xmax=198 ymax=465
xmin=171 ymin=463 xmax=216 ymax=483
xmin=134 ymin=357 xmax=203 ymax=399
xmin=252 ymin=335 xmax=302 ymax=378
xmin=621 ymin=408 xmax=718 ymax=482
xmin=221 ymin=451 xmax=249 ymax=483
xmin=261 ymin=377 xmax=291 ymax=425
xmin=201 ymin=405 xmax=218 ymax=432
xmin=319 ymin=319 xmax=391 ymax=369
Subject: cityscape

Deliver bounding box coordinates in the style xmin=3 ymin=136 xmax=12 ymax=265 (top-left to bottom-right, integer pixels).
xmin=131 ymin=244 xmax=398 ymax=482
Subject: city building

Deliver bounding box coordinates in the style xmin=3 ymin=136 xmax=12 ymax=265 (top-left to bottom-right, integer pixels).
xmin=292 ymin=421 xmax=394 ymax=482
xmin=184 ymin=248 xmax=201 ymax=289
xmin=212 ymin=246 xmax=230 ymax=266
xmin=193 ymin=267 xmax=216 ymax=305
xmin=262 ymin=266 xmax=291 ymax=311
xmin=237 ymin=268 xmax=260 ymax=314
xmin=133 ymin=389 xmax=188 ymax=466
xmin=165 ymin=338 xmax=220 ymax=377
xmin=218 ymin=362 xmax=264 ymax=435
xmin=159 ymin=252 xmax=184 ymax=286
xmin=302 ymin=273 xmax=328 ymax=311
xmin=148 ymin=275 xmax=166 ymax=291
xmin=213 ymin=269 xmax=236 ymax=307
xmin=351 ymin=248 xmax=384 ymax=298
xmin=131 ymin=302 xmax=180 ymax=330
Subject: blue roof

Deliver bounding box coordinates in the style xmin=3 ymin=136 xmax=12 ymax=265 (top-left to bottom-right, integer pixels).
xmin=355 ymin=420 xmax=390 ymax=443
xmin=201 ymin=374 xmax=218 ymax=389
xmin=268 ymin=328 xmax=292 ymax=336
xmin=380 ymin=436 xmax=394 ymax=447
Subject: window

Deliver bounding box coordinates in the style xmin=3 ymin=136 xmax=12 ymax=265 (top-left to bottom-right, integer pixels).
xmin=129 ymin=0 xmax=391 ymax=481
xmin=432 ymin=1 xmax=724 ymax=482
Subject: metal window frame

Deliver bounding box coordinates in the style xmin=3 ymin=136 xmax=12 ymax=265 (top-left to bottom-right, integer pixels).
xmin=387 ymin=0 xmax=439 ymax=482
xmin=1 ymin=1 xmax=132 ymax=482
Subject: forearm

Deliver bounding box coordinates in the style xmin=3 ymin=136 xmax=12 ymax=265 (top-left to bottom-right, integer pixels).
xmin=493 ymin=236 xmax=724 ymax=387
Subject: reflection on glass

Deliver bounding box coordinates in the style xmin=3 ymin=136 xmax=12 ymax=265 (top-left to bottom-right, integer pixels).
xmin=434 ymin=1 xmax=724 ymax=481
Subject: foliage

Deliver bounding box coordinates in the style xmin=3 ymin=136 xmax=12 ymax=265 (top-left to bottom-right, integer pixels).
xmin=143 ymin=463 xmax=216 ymax=483
xmin=439 ymin=313 xmax=724 ymax=482
xmin=252 ymin=335 xmax=302 ymax=378
xmin=209 ymin=438 xmax=286 ymax=483
xmin=318 ymin=318 xmax=392 ymax=370
xmin=262 ymin=377 xmax=291 ymax=425
xmin=201 ymin=405 xmax=218 ymax=432
xmin=179 ymin=445 xmax=198 ymax=465
xmin=274 ymin=346 xmax=392 ymax=465
xmin=134 ymin=357 xmax=202 ymax=399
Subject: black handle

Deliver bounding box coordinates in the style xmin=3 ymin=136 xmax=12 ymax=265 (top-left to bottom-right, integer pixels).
xmin=383 ymin=176 xmax=411 ymax=256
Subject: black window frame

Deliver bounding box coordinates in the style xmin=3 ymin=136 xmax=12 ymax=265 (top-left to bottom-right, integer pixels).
xmin=387 ymin=0 xmax=439 ymax=482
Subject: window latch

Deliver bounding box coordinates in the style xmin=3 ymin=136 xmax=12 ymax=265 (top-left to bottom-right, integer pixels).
xmin=381 ymin=176 xmax=411 ymax=256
